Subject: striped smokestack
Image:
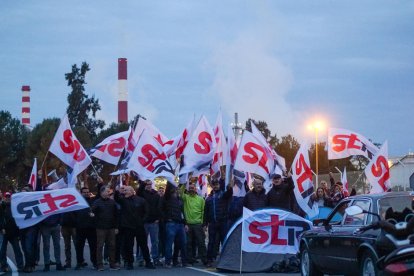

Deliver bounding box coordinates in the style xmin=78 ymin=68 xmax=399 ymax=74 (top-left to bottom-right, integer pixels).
xmin=118 ymin=58 xmax=128 ymax=123
xmin=22 ymin=85 xmax=30 ymax=126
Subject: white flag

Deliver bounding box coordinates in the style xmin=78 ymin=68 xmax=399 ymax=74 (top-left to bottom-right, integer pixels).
xmin=11 ymin=188 xmax=89 ymax=229
xmin=292 ymin=144 xmax=318 ymax=218
xmin=28 ymin=158 xmax=37 ymax=191
xmin=211 ymin=111 xmax=228 ymax=177
xmin=49 ymin=115 xmax=92 ymax=181
xmin=180 ymin=116 xmax=216 ymax=174
xmin=365 ymin=141 xmax=391 ymax=194
xmin=341 ymin=167 xmax=349 ymax=193
xmin=328 ymin=128 xmax=378 ymax=160
xmin=91 ymin=129 xmax=130 ymax=165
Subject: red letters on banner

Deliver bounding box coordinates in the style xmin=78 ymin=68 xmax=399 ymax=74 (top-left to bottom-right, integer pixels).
xmin=194 ymin=131 xmax=212 ymax=154
xmin=295 ymin=154 xmax=313 ymax=193
xmin=332 ymin=134 xmax=362 ymax=153
xmin=248 ymin=215 xmax=287 ymax=245
xmin=39 ymin=193 xmax=78 ymax=214
xmin=138 ymin=144 xmax=167 ymax=171
xmin=242 ymin=142 xmax=269 ymax=174
xmin=98 ymin=137 xmax=126 ymax=157
xmin=371 ymin=155 xmax=390 ymax=191
xmin=60 ymin=129 xmax=86 ymax=162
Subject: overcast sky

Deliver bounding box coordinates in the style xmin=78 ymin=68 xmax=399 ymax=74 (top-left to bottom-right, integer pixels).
xmin=1 ymin=1 xmax=413 ymax=156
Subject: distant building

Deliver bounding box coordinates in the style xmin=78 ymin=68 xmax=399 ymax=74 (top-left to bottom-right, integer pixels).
xmin=389 ymin=152 xmax=414 ymax=191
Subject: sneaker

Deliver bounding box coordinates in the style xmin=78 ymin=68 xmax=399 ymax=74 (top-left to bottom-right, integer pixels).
xmin=97 ymin=265 xmax=104 ymax=271
xmin=154 ymin=260 xmax=163 ymax=266
xmin=109 ymin=264 xmax=120 ymax=270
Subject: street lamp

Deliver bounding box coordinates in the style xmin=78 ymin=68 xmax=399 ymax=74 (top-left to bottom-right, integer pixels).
xmin=307 ymin=121 xmax=325 ymax=188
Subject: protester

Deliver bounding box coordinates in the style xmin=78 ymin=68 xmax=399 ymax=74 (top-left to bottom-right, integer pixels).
xmin=204 ymin=177 xmax=233 ymax=267
xmin=161 ymin=182 xmax=187 ymax=268
xmin=74 ymin=186 xmax=97 ymax=270
xmin=328 ymin=184 xmax=344 ymax=207
xmin=0 ymin=192 xmax=24 ymax=272
xmin=266 ymin=173 xmax=294 ymax=211
xmin=179 ymin=181 xmax=207 ymax=266
xmin=91 ymin=185 xmax=119 ymax=271
xmin=310 ymin=187 xmax=329 ymax=207
xmin=157 ymin=186 xmax=166 ymax=260
xmin=329 ymin=172 xmax=349 ymax=197
xmin=61 ymin=211 xmax=76 ymax=268
xmin=136 ymin=179 xmax=162 ymax=266
xmin=243 ymin=177 xmax=266 ymax=211
xmin=40 ymin=213 xmax=65 ymax=271
xmin=115 ymin=185 xmax=155 ymax=270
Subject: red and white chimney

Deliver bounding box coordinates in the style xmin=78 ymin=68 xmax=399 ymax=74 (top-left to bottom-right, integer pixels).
xmin=118 ymin=58 xmax=128 ymax=123
xmin=22 ymin=85 xmax=31 ymax=126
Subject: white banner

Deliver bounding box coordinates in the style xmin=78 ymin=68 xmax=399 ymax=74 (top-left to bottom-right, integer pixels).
xmin=49 ymin=115 xmax=92 ymax=173
xmin=328 ymin=128 xmax=378 ymax=160
xmin=365 ymin=141 xmax=391 ymax=194
xmin=127 ymin=129 xmax=176 ymax=183
xmin=241 ymin=207 xmax=312 ymax=254
xmin=234 ymin=130 xmax=274 ymax=180
xmin=11 ymin=188 xmax=89 ymax=229
xmin=91 ymin=130 xmax=130 ymax=165
xmin=292 ymin=144 xmax=319 ymax=218
xmin=180 ymin=116 xmax=216 ymax=174
xmin=28 ymin=158 xmax=37 ymax=191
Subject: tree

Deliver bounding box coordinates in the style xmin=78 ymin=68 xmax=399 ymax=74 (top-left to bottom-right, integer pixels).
xmin=65 ymin=62 xmax=105 ymax=142
xmin=0 ymin=111 xmax=29 ymax=190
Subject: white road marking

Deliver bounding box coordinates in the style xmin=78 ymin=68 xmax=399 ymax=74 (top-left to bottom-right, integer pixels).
xmin=186 ymin=267 xmax=227 ymax=276
xmin=7 ymin=257 xmax=18 ymax=276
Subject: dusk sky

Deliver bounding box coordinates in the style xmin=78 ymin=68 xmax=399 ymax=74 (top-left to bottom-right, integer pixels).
xmin=1 ymin=1 xmax=413 ymax=157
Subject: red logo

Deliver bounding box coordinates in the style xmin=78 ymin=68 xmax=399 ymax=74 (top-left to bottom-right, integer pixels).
xmin=60 ymin=129 xmax=86 ymax=162
xmin=295 ymin=154 xmax=313 ymax=193
xmin=138 ymin=144 xmax=167 ymax=171
xmin=98 ymin=137 xmax=126 ymax=157
xmin=194 ymin=131 xmax=213 ymax=154
xmin=242 ymin=142 xmax=269 ymax=174
xmin=371 ymin=155 xmax=390 ymax=191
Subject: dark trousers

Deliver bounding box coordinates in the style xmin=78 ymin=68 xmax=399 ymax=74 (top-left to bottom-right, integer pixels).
xmin=75 ymin=227 xmax=97 ymax=266
xmin=61 ymin=226 xmax=76 ymax=266
xmin=207 ymin=221 xmax=228 ymax=261
xmin=20 ymin=226 xmax=39 ymax=267
xmin=158 ymin=222 xmax=166 ymax=258
xmin=123 ymin=227 xmax=151 ymax=265
xmin=187 ymin=224 xmax=207 ymax=264
xmin=96 ymin=229 xmax=116 ymax=266
xmin=0 ymin=235 xmax=24 ymax=269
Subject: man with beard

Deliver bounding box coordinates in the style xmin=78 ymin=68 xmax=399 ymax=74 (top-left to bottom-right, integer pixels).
xmin=243 ymin=177 xmax=267 ymax=211
xmin=74 ymin=187 xmax=97 ymax=270
xmin=179 ymin=180 xmax=207 ymax=266
xmin=115 ymin=186 xmax=155 ymax=270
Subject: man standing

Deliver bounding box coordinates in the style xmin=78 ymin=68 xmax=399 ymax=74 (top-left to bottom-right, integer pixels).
xmin=179 ymin=181 xmax=207 ymax=266
xmin=136 ymin=180 xmax=162 ymax=266
xmin=91 ymin=186 xmax=119 ymax=271
xmin=243 ymin=177 xmax=267 ymax=211
xmin=115 ymin=186 xmax=155 ymax=270
xmin=266 ymin=173 xmax=294 ymax=211
xmin=74 ymin=187 xmax=97 ymax=270
xmin=204 ymin=178 xmax=233 ymax=267
xmin=40 ymin=213 xmax=65 ymax=271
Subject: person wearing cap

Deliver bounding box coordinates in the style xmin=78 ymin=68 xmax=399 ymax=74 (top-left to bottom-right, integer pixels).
xmin=243 ymin=177 xmax=267 ymax=211
xmin=0 ymin=192 xmax=24 ymax=272
xmin=204 ymin=177 xmax=233 ymax=267
xmin=266 ymin=172 xmax=295 ymax=211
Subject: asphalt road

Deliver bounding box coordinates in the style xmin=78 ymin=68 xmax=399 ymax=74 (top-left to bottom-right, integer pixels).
xmin=5 ymin=238 xmax=300 ymax=276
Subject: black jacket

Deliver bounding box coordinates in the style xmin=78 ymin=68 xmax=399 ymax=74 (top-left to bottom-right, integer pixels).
xmin=115 ymin=192 xmax=148 ymax=229
xmin=243 ymin=189 xmax=267 ymax=211
xmin=2 ymin=202 xmax=20 ymax=238
xmin=91 ymin=197 xmax=118 ymax=229
xmin=75 ymin=197 xmax=96 ymax=229
xmin=266 ymin=177 xmax=295 ymax=211
xmin=204 ymin=180 xmax=233 ymax=224
xmin=137 ymin=182 xmax=162 ymax=223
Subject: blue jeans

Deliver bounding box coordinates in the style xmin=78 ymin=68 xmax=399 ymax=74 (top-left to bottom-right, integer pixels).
xmin=0 ymin=235 xmax=24 ymax=269
xmin=144 ymin=222 xmax=159 ymax=262
xmin=40 ymin=225 xmax=62 ymax=265
xmin=165 ymin=222 xmax=187 ymax=265
xmin=20 ymin=226 xmax=39 ymax=267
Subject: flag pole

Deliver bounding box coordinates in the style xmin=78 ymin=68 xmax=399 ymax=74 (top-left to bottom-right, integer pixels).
xmin=39 ymin=151 xmax=49 ymax=171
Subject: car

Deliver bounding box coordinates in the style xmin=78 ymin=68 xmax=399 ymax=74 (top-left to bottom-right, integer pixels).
xmin=299 ymin=192 xmax=414 ymax=276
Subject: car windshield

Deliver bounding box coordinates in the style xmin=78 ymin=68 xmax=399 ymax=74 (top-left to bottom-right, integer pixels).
xmin=378 ymin=196 xmax=414 ymax=221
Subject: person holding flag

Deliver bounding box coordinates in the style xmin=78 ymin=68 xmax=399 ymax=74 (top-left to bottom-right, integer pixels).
xmin=266 ymin=172 xmax=295 ymax=212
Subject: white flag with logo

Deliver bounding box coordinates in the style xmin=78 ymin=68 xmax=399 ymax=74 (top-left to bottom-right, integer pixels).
xmin=328 ymin=128 xmax=378 ymax=160
xmin=49 ymin=115 xmax=92 ymax=176
xmin=292 ymin=144 xmax=318 ymax=218
xmin=341 ymin=167 xmax=349 ymax=193
xmin=211 ymin=111 xmax=228 ymax=177
xmin=91 ymin=130 xmax=130 ymax=165
xmin=365 ymin=141 xmax=391 ymax=194
xmin=127 ymin=129 xmax=176 ymax=183
xmin=234 ymin=130 xmax=274 ymax=180
xmin=11 ymin=188 xmax=89 ymax=229
xmin=180 ymin=116 xmax=216 ymax=174
xmin=28 ymin=158 xmax=37 ymax=191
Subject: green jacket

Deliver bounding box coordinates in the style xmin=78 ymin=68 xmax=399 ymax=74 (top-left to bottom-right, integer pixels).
xmin=179 ymin=185 xmax=205 ymax=225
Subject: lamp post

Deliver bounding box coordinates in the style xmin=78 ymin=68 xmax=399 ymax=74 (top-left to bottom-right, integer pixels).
xmin=308 ymin=121 xmax=325 ymax=188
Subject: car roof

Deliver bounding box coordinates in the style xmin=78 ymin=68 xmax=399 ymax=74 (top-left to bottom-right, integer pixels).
xmin=346 ymin=191 xmax=413 ymax=201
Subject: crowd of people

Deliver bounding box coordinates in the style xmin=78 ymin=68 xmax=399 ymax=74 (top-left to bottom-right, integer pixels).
xmin=0 ymin=170 xmax=356 ymax=273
